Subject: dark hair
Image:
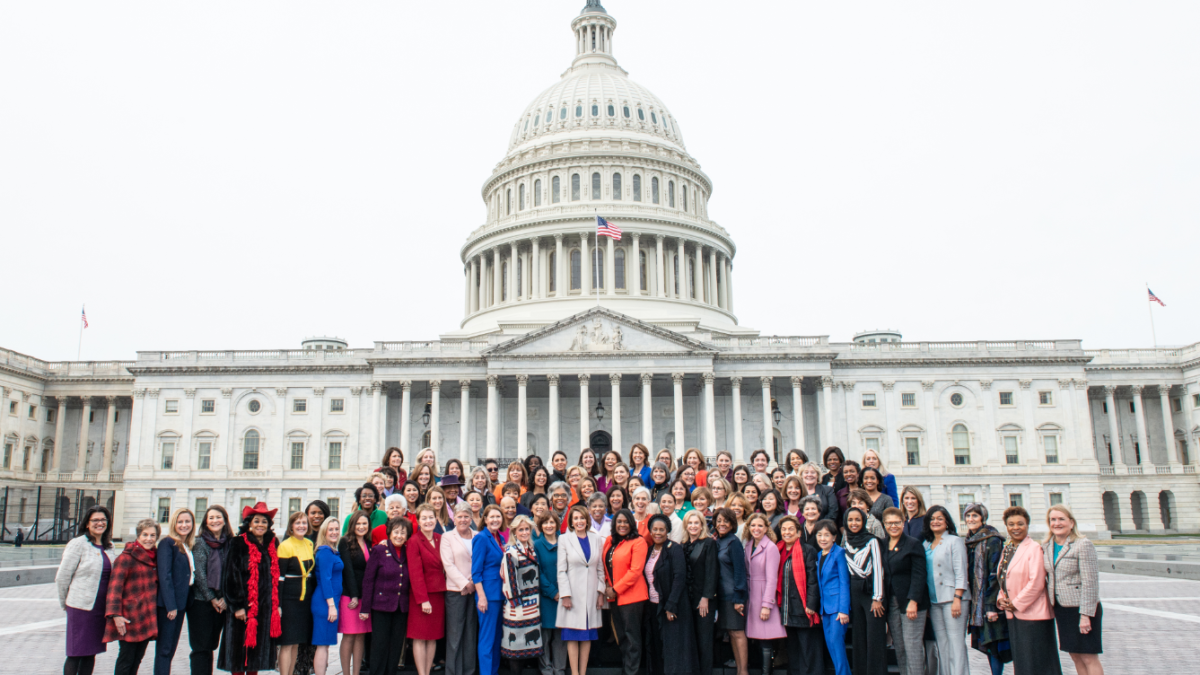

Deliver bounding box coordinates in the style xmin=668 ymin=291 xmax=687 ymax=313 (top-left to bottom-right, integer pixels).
xmin=785 ymin=449 xmax=808 ymax=468
xmin=381 ymin=446 xmax=404 ymax=467
xmin=566 ymin=504 xmax=591 ymax=532
xmin=483 ymin=458 xmax=499 ymax=469
xmin=528 ymin=493 xmax=549 ymax=512
xmin=669 ymin=479 xmax=692 ymax=503
xmin=822 ymin=446 xmax=845 ymax=466
xmin=386 ymin=516 xmax=414 ymax=539
xmin=400 ymin=480 xmax=423 ymax=506
xmin=731 ymin=465 xmax=751 ymax=485
xmin=501 ymin=481 xmax=521 ymax=496
xmin=355 ymin=482 xmax=380 ymax=506
xmin=606 ymin=485 xmax=631 ymax=513
xmin=1003 ymin=506 xmax=1030 ymax=526
xmin=340 ymin=510 xmax=373 ymax=547
xmin=713 ymin=507 xmax=738 ymax=534
xmin=305 ymin=500 xmax=331 ymax=521
xmin=579 ymin=448 xmax=601 ymax=477
xmin=859 ymin=466 xmax=884 ymax=489
xmin=375 ymin=467 xmax=399 ymax=485
xmin=77 ymin=505 xmax=113 ymax=549
xmin=445 ymin=459 xmax=466 ymax=478
xmin=758 ymin=488 xmax=784 ymax=516
xmin=647 ymin=513 xmax=673 ymax=535
xmin=881 ymin=507 xmax=904 ymax=523
xmin=201 ymin=505 xmax=235 ymax=539
xmin=628 ymin=443 xmax=649 ymax=467
xmin=551 ymin=450 xmax=568 ymax=463
xmin=750 ymin=449 xmax=771 ymax=465
xmin=841 ymin=460 xmax=862 ymax=487
xmin=609 ymin=509 xmax=638 ymax=543
xmin=522 ymin=455 xmax=542 ymax=478
xmin=813 ymin=519 xmax=840 ymax=540
xmin=777 ymin=515 xmax=802 ymax=535
xmin=921 ymin=505 xmax=958 ymax=541
xmin=527 ymin=465 xmax=551 ymax=492
xmin=846 ymin=488 xmax=873 ymax=510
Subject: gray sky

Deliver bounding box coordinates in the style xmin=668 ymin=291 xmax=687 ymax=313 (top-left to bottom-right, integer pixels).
xmin=2 ymin=1 xmax=1196 ymax=361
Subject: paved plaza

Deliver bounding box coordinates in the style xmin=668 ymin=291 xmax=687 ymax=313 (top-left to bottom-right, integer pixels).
xmin=6 ymin=572 xmax=1196 ymax=674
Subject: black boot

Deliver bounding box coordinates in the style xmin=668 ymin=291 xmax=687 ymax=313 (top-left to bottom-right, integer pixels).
xmin=760 ymin=646 xmax=774 ymax=675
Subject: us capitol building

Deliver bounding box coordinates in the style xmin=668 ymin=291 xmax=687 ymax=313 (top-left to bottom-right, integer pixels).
xmin=2 ymin=1 xmax=1197 ymax=538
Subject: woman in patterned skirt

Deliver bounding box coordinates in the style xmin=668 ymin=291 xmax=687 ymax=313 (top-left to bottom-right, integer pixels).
xmin=501 ymin=515 xmax=543 ymax=675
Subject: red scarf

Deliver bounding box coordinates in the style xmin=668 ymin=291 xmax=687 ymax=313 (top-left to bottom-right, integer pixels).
xmin=776 ymin=540 xmax=819 ymax=625
xmin=243 ymin=534 xmax=282 ymax=650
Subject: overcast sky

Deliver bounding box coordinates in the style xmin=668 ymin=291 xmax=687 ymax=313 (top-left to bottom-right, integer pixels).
xmin=2 ymin=1 xmax=1196 ymax=361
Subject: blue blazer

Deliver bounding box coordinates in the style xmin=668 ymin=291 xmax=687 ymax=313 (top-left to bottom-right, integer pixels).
xmin=312 ymin=545 xmax=344 ymax=610
xmin=817 ymin=544 xmax=851 ymax=616
xmin=882 ymin=474 xmax=900 ymax=510
xmin=471 ymin=530 xmax=505 ymax=601
xmin=157 ymin=538 xmax=193 ymax=613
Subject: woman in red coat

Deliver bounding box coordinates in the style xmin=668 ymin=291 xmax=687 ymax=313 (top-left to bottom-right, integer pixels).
xmin=104 ymin=519 xmax=160 ymax=675
xmin=408 ymin=504 xmax=447 ymax=675
xmin=602 ymin=509 xmax=649 ymax=675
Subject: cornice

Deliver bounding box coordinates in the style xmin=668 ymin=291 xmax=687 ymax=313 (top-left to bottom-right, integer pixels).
xmin=832 ymin=355 xmax=1094 ymax=368
xmin=462 ymin=216 xmax=735 ymax=261
xmin=715 ymin=353 xmax=837 ymax=364
xmin=126 ymin=365 xmax=373 ymax=376
xmin=485 ymin=150 xmax=712 ymax=195
xmin=1084 ymin=364 xmax=1183 ymax=373
xmin=0 ymin=364 xmax=47 ymax=382
xmin=485 ymin=351 xmax=715 ymax=362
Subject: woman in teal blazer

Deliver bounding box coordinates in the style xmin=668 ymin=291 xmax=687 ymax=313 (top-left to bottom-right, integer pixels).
xmin=471 ymin=505 xmax=507 ymax=675
xmin=814 ymin=520 xmax=851 ymax=675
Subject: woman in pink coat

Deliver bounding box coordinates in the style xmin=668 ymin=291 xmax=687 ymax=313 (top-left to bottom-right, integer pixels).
xmin=743 ymin=514 xmax=786 ymax=674
xmin=996 ymin=506 xmax=1061 ymax=675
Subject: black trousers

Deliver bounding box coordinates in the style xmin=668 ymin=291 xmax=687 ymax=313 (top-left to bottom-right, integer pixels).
xmin=370 ymin=609 xmax=408 ymax=675
xmin=848 ymin=578 xmax=887 ymax=675
xmin=643 ymin=603 xmax=663 ymax=675
xmin=187 ymin=598 xmax=224 ymax=675
xmin=63 ymin=656 xmax=95 ymax=675
xmin=784 ymin=625 xmax=824 ymax=675
xmin=691 ymin=603 xmax=716 ymax=675
xmin=610 ymin=601 xmax=646 ymax=675
xmin=155 ymin=604 xmax=187 ymax=675
xmin=114 ymin=639 xmax=151 ymax=675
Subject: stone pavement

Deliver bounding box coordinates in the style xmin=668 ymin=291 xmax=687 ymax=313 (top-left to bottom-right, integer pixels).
xmin=8 ymin=572 xmax=1197 ymax=674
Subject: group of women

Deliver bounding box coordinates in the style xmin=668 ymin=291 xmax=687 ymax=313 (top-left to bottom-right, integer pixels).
xmin=56 ymin=444 xmax=1103 ymax=675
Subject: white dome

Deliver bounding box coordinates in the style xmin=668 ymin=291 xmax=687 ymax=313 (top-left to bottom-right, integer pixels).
xmin=508 ymin=68 xmax=686 ymax=154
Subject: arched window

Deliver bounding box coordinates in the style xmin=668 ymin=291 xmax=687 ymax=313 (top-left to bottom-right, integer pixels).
xmin=638 ymin=108 xmax=645 ymax=121
xmin=519 ymin=184 xmax=525 ymax=210
xmin=506 ymin=189 xmax=511 ymax=215
xmin=421 ymin=430 xmax=432 ymax=448
xmin=623 ymin=106 xmax=630 ymax=118
xmin=545 ymin=110 xmax=552 ymax=124
xmin=548 ymin=251 xmax=557 ymax=293
xmin=952 ymin=424 xmax=970 ymax=465
xmin=524 ymin=119 xmax=529 ymax=132
xmin=502 ymin=262 xmax=509 ymax=300
xmin=534 ymin=179 xmax=542 ymax=207
xmin=612 ymin=173 xmax=622 ymax=200
xmin=570 ymin=249 xmax=582 ymax=290
xmin=571 ymin=174 xmax=581 ymax=201
xmin=243 ymin=430 xmax=260 ymax=470
xmin=575 ymin=105 xmax=582 ymax=118
xmin=607 ymin=104 xmax=615 ymax=117
xmin=594 ymin=252 xmax=605 ymax=289
xmin=516 ymin=257 xmax=523 ymax=298
xmin=614 ymin=248 xmax=626 ymax=289
xmin=591 ymin=172 xmax=601 ymax=200
xmin=682 ymin=185 xmax=688 ymax=211
xmin=668 ymin=181 xmax=676 ymax=208
xmin=639 ymin=250 xmax=647 ymax=292
xmin=652 ymin=177 xmax=660 ymax=204
xmin=632 ymin=174 xmax=641 ymax=201
xmin=552 ymin=176 xmax=561 ymax=203
xmin=592 ymin=104 xmax=599 ymax=117
xmin=651 ymin=111 xmax=658 ymax=124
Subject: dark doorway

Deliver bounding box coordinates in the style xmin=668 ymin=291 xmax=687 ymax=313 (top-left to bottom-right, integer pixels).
xmin=590 ymin=431 xmax=611 ymax=456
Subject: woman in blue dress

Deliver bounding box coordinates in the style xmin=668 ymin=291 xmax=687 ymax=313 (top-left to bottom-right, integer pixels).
xmin=311 ymin=518 xmax=344 ymax=675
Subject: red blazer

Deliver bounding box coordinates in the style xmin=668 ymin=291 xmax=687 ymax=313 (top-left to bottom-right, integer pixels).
xmin=371 ymin=512 xmax=419 ymax=547
xmin=602 ymin=536 xmax=649 ymax=605
xmin=407 ymin=531 xmax=447 ymax=606
xmin=104 ymin=542 xmax=158 ymax=643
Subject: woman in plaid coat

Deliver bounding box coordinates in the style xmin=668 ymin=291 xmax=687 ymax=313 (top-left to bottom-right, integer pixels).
xmin=104 ymin=518 xmax=160 ymax=675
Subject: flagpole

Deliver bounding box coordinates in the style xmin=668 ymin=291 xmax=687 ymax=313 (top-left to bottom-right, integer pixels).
xmin=1146 ymin=283 xmax=1158 ymax=348
xmin=77 ymin=304 xmax=84 ymax=361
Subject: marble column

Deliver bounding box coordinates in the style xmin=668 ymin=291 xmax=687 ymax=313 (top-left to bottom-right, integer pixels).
xmin=77 ymin=397 xmax=92 ymax=473
xmin=703 ymin=373 xmax=717 ymax=458
xmin=509 ymin=243 xmax=518 ymax=302
xmin=1104 ymin=386 xmax=1125 ymax=469
xmin=641 ymin=374 xmax=653 ymax=448
xmin=708 ymin=249 xmax=718 ymax=306
xmin=820 ymin=378 xmax=833 ymax=459
xmin=517 ymin=375 xmax=529 ymax=456
xmin=52 ymin=397 xmax=67 ymax=473
xmin=477 ymin=255 xmax=487 ymax=311
xmin=1160 ymin=386 xmax=1180 ymax=469
xmin=761 ymin=377 xmax=774 ymax=460
xmin=470 ymin=257 xmax=479 ymax=313
xmin=554 ymin=234 xmax=565 ymax=297
xmin=631 ymin=234 xmax=642 ymax=295
xmin=548 ymin=375 xmax=560 ymax=455
xmin=532 ymin=238 xmax=541 ymax=299
xmin=492 ymin=248 xmax=502 ymax=306
xmin=399 ymin=381 xmax=412 ymax=455
xmin=731 ymin=377 xmax=745 ymax=463
xmin=459 ymin=380 xmax=471 ymax=465
xmin=100 ymin=396 xmax=118 ymax=476
xmin=655 ymin=235 xmax=666 ymax=297
xmin=718 ymin=254 xmax=729 ymax=310
xmin=579 ymin=375 xmax=591 ymax=452
xmin=791 ymin=377 xmax=806 ymax=454
xmin=672 ymin=373 xmax=685 ymax=459
xmin=581 ymin=234 xmax=592 ymax=295
xmin=463 ymin=264 xmax=471 ymax=315
xmin=486 ymin=376 xmax=499 ymax=459
xmin=429 ymin=380 xmax=442 ymax=455
xmin=606 ymin=236 xmax=615 ymax=296
xmin=725 ymin=258 xmax=734 ymax=313
xmin=1132 ymin=385 xmax=1151 ymax=468
xmin=609 ymin=374 xmax=622 ymax=454
xmin=676 ymin=240 xmax=685 ymax=299
xmin=693 ymin=244 xmax=704 ymax=302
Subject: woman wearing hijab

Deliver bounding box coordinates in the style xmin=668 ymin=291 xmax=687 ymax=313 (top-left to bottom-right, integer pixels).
xmin=842 ymin=508 xmax=886 ymax=675
xmin=219 ymin=502 xmax=282 ymax=674
xmin=962 ymin=503 xmax=1011 ymax=675
xmin=188 ymin=506 xmax=233 ymax=675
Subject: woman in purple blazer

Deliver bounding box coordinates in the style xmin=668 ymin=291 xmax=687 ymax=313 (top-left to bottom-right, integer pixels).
xmin=359 ymin=517 xmax=413 ymax=675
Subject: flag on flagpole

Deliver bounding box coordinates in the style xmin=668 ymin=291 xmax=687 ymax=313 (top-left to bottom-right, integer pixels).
xmin=596 ymin=215 xmax=622 ymax=240
xmin=1148 ymin=288 xmax=1165 ymax=307
xmin=81 ymin=306 xmax=89 ymax=328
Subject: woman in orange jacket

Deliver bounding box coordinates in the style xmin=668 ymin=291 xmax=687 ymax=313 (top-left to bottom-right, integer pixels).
xmin=602 ymin=509 xmax=647 ymax=675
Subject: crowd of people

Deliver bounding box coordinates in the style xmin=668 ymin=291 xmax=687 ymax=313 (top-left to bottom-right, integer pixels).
xmin=55 ymin=444 xmax=1104 ymax=675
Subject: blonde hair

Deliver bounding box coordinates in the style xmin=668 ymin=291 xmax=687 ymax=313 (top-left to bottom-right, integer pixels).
xmin=861 ymin=448 xmax=889 ymax=476
xmin=741 ymin=513 xmax=778 ymax=544
xmin=682 ymin=509 xmax=710 ymax=539
xmin=1042 ymin=504 xmax=1083 ymax=544
xmin=167 ymin=508 xmax=196 ymax=555
xmin=414 ymin=448 xmax=438 ymax=469
xmin=900 ymin=486 xmax=927 ymax=520
xmin=320 ymin=518 xmax=341 ymax=548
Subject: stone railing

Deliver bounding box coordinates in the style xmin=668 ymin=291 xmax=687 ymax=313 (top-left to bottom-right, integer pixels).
xmin=834 ymin=340 xmax=1083 ymax=354
xmin=138 ymin=349 xmax=374 ymax=364
xmin=712 ymin=336 xmax=829 ymax=351
xmin=466 ymin=203 xmax=730 ymax=242
xmin=1083 ymin=342 xmax=1200 ymax=366
xmin=0 ymin=347 xmax=134 ymax=380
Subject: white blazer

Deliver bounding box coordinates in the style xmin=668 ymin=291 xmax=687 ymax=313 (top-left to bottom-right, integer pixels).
xmin=56 ymin=535 xmax=120 ymax=611
xmin=555 ymin=531 xmax=606 ymax=630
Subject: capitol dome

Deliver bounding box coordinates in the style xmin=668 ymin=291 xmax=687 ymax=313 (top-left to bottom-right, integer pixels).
xmin=452 ymin=0 xmax=754 ymax=339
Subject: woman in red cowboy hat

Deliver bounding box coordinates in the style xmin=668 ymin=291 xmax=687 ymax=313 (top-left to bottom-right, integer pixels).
xmin=218 ymin=502 xmax=281 ymax=675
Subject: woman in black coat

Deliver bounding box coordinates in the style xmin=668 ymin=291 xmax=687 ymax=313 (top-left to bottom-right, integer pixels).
xmin=644 ymin=514 xmax=698 ymax=675
xmin=777 ymin=516 xmax=822 ymax=675
xmin=219 ymin=502 xmax=281 ymax=674
xmin=338 ymin=510 xmax=374 ymax=675
xmin=881 ymin=507 xmax=929 ymax=675
xmin=681 ymin=510 xmax=718 ymax=675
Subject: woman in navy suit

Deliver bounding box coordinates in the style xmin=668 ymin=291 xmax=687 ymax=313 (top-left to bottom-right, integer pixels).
xmin=472 ymin=504 xmax=508 ymax=675
xmin=156 ymin=508 xmax=195 ymax=675
xmin=814 ymin=520 xmax=850 ymax=675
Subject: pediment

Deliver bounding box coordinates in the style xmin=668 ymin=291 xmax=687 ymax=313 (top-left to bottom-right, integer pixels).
xmin=484 ymin=307 xmax=715 ymax=357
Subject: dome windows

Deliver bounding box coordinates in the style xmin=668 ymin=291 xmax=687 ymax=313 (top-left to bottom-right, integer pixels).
xmin=575 ymin=105 xmax=583 ymax=118
xmin=560 ymin=106 xmax=567 ymax=120
xmin=632 ymin=174 xmax=641 ymax=201
xmin=612 ymin=173 xmax=622 ymax=200
xmin=668 ymin=180 xmax=675 ymax=208
xmin=651 ymin=177 xmax=660 ymax=204
xmin=552 ymin=176 xmax=561 ymax=203
xmin=592 ymin=104 xmax=599 ymax=116
xmin=524 ymin=119 xmax=529 ymax=131
xmin=545 ymin=110 xmax=552 ymax=124
xmin=519 ymin=184 xmax=526 ymax=210
xmin=681 ymin=185 xmax=687 ymax=211
xmin=607 ymin=104 xmax=615 ymax=117
xmin=638 ymin=108 xmax=645 ymax=121
xmin=570 ymin=249 xmax=582 ymax=290
xmin=506 ymin=188 xmax=512 ymax=215
xmin=623 ymin=106 xmax=630 ymax=118
xmin=534 ymin=179 xmax=542 ymax=207
xmin=614 ymin=248 xmax=626 ymax=290
xmin=651 ymin=112 xmax=658 ymax=124
xmin=591 ymin=172 xmax=601 ymax=200
xmin=571 ymin=174 xmax=581 ymax=201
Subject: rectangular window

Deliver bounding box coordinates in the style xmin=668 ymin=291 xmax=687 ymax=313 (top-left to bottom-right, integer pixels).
xmin=290 ymin=442 xmax=304 ymax=470
xmin=161 ymin=441 xmax=176 ymax=469
xmin=1134 ymin=442 xmax=1141 ymax=464
xmin=534 ymin=179 xmax=542 ymax=206
xmin=114 ymin=410 xmax=120 ymax=423
xmin=328 ymin=498 xmax=340 ymax=522
xmin=1179 ymin=440 xmax=1189 ymax=465
xmin=89 ymin=410 xmax=95 ymax=423
xmin=288 ymin=498 xmax=302 ymax=516
xmin=551 ymin=176 xmax=560 ymax=203
xmin=861 ymin=393 xmax=876 ymax=408
xmin=905 ymin=437 xmax=920 ymax=465
xmin=633 ymin=174 xmax=641 ymax=201
xmin=952 ymin=427 xmax=970 ymax=465
xmin=293 ymin=399 xmax=307 ymax=413
xmin=999 ymin=391 xmax=1014 ymax=406
xmin=1102 ymin=401 xmax=1108 ymax=414
xmin=1038 ymin=391 xmax=1053 ymax=406
xmin=165 ymin=399 xmax=179 ymax=414
xmin=1049 ymin=492 xmax=1063 ymax=507
xmin=570 ymin=250 xmax=581 ymax=290
xmin=591 ymin=172 xmax=601 ymax=200
xmin=7 ymin=401 xmax=14 ymax=415
xmin=194 ymin=497 xmax=208 ymax=515
xmin=158 ymin=498 xmax=172 ymax=523
xmin=200 ymin=399 xmax=215 ymax=414
xmin=1009 ymin=493 xmax=1024 ymax=508
xmin=330 ymin=398 xmax=345 ymax=413
xmin=1194 ymin=393 xmax=1200 ymax=408
xmin=957 ymin=494 xmax=973 ymax=521
xmin=329 ymin=441 xmax=343 ymax=470
xmin=28 ymin=405 xmax=36 ymax=419
xmin=1130 ymin=401 xmax=1136 ymax=413
xmin=1172 ymin=398 xmax=1182 ymax=413
xmin=571 ymin=174 xmax=580 ymax=201
xmin=1106 ymin=442 xmax=1112 ymax=464
xmin=1004 ymin=436 xmax=1019 ymax=464
xmin=1044 ymin=436 xmax=1059 ymax=464
xmin=901 ymin=392 xmax=916 ymax=408
xmin=46 ymin=408 xmax=55 ymax=423
xmin=197 ymin=442 xmax=212 ymax=470
xmin=864 ymin=438 xmax=880 ymax=453
xmin=2 ymin=443 xmax=11 ymax=469
xmin=240 ymin=497 xmax=256 ymax=512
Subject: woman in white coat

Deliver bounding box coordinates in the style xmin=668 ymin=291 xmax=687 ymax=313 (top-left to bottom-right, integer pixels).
xmin=922 ymin=506 xmax=971 ymax=675
xmin=57 ymin=505 xmax=121 ymax=675
xmin=556 ymin=504 xmax=607 ymax=675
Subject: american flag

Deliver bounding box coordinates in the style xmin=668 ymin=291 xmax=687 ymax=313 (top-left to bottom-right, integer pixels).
xmin=81 ymin=306 xmax=88 ymax=328
xmin=1148 ymin=288 xmax=1165 ymax=307
xmin=596 ymin=215 xmax=622 ymax=240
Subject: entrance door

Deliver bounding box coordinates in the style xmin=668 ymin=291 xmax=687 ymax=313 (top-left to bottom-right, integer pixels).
xmin=589 ymin=431 xmax=611 ymax=456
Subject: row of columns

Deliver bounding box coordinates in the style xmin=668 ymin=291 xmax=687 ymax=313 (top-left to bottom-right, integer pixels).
xmin=0 ymin=393 xmax=123 ymax=477
xmin=1101 ymin=384 xmax=1184 ymax=471
xmin=464 ymin=233 xmax=734 ymax=315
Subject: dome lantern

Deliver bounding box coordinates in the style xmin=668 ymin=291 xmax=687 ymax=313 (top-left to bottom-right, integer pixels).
xmin=571 ymin=2 xmax=618 ymax=69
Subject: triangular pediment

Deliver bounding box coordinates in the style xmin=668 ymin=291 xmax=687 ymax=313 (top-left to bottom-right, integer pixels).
xmin=483 ymin=307 xmax=715 ymax=357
